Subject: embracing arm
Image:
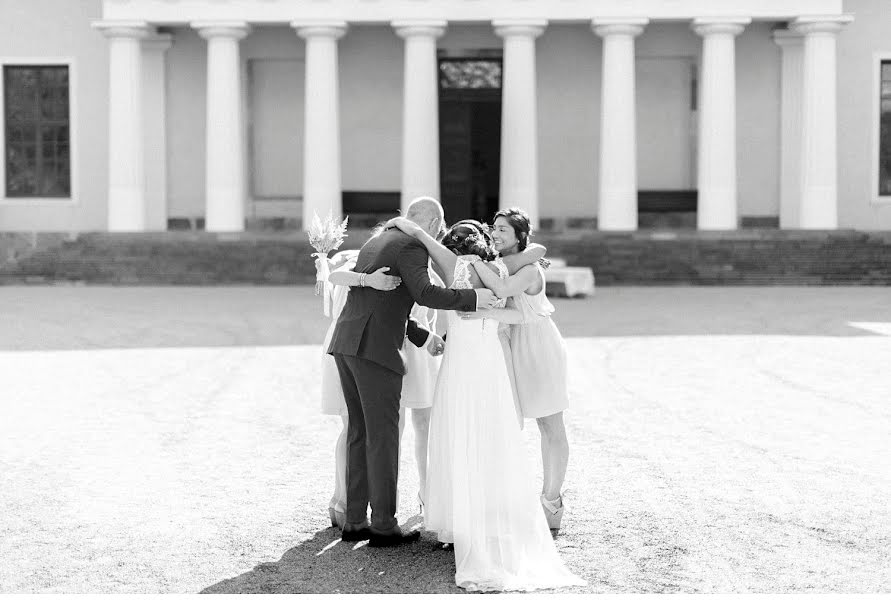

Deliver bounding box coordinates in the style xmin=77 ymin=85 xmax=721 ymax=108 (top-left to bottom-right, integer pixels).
xmin=459 ymin=298 xmax=526 ymax=324
xmin=327 ymin=266 xmax=401 ymax=291
xmin=386 ymin=218 xmax=457 ymax=279
xmin=499 ymin=243 xmax=546 ymax=275
xmin=396 ymin=242 xmax=476 ymax=311
xmin=415 ymin=229 xmax=457 ymax=279
xmin=472 ymin=262 xmax=540 ymax=298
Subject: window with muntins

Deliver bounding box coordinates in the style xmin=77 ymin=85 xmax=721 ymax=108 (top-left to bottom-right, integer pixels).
xmin=879 ymin=61 xmax=891 ymax=196
xmin=3 ymin=65 xmax=71 ymax=198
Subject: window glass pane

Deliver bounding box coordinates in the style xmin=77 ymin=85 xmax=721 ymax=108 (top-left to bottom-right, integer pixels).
xmin=880 ymin=61 xmax=891 ymax=195
xmin=6 ymin=145 xmax=36 ymax=196
xmin=4 ymin=65 xmax=70 ymax=198
xmin=5 ymin=68 xmax=38 ymax=122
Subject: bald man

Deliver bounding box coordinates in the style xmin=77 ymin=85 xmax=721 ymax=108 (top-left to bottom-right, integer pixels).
xmin=328 ymin=197 xmax=498 ymax=547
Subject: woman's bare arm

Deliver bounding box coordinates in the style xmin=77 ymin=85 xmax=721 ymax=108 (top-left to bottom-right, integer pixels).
xmin=458 ymin=298 xmax=525 ymax=324
xmin=500 ymin=243 xmax=546 ymax=275
xmin=329 ymin=252 xmax=356 ymax=270
xmin=472 ymin=262 xmax=540 ymax=298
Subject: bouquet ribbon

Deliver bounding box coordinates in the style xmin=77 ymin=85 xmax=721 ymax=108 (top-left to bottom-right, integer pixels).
xmin=313 ymin=252 xmax=332 ymax=317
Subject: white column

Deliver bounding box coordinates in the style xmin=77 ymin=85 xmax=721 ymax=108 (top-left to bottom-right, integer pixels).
xmin=692 ymin=18 xmax=749 ymax=230
xmin=193 ymin=22 xmax=250 ymax=232
xmin=791 ymin=15 xmax=853 ymax=229
xmin=293 ymin=21 xmax=347 ymax=229
xmin=494 ymin=19 xmax=546 ymax=228
xmin=93 ymin=21 xmax=150 ymax=232
xmin=592 ymin=18 xmax=647 ymax=231
xmin=773 ymin=30 xmax=804 ymax=229
xmin=393 ymin=20 xmax=446 ymax=213
xmin=143 ymin=34 xmax=173 ymax=231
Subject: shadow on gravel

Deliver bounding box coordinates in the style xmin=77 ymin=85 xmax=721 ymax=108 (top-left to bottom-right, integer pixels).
xmin=201 ymin=517 xmax=465 ymax=594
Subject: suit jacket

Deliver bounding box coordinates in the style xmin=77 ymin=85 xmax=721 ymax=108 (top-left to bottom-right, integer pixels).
xmin=327 ymin=228 xmax=477 ymax=375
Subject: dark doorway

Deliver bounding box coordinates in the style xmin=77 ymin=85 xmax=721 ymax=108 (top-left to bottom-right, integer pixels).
xmin=438 ymin=58 xmax=502 ymax=224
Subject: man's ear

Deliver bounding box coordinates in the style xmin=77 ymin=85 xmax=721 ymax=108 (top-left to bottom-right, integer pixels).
xmin=430 ymin=216 xmax=442 ymax=236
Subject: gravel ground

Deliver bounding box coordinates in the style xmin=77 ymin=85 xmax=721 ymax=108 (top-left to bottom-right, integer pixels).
xmin=1 ymin=286 xmax=890 ymax=593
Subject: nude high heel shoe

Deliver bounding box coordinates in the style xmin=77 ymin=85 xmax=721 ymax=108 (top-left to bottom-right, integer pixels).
xmin=540 ymin=494 xmax=564 ymax=532
xmin=328 ymin=500 xmax=346 ymax=529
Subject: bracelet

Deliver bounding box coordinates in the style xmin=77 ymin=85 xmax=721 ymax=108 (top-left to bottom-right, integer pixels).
xmin=359 ymin=273 xmax=367 ymax=287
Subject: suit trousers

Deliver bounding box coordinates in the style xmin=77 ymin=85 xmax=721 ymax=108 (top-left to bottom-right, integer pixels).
xmin=333 ymin=353 xmax=403 ymax=532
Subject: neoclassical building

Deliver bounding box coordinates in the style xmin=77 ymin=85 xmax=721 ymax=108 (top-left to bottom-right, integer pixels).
xmin=1 ymin=0 xmax=890 ymax=232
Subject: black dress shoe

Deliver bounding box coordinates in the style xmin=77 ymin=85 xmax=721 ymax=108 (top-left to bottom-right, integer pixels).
xmin=341 ymin=524 xmax=372 ymax=542
xmin=368 ymin=528 xmax=421 ymax=547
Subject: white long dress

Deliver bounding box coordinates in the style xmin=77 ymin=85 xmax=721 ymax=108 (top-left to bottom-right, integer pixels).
xmin=424 ymin=255 xmax=586 ymax=593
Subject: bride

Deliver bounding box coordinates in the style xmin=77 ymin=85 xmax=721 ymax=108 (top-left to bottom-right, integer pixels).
xmin=386 ymin=217 xmax=585 ymax=593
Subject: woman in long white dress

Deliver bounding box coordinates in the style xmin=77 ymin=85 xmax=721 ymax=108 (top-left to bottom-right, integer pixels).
xmin=387 ymin=218 xmax=585 ymax=593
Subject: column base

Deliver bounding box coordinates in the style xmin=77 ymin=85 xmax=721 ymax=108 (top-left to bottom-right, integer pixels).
xmin=205 ymin=187 xmax=246 ymax=232
xmin=697 ymin=188 xmax=738 ymax=230
xmin=108 ymin=187 xmax=146 ymax=232
xmin=302 ymin=189 xmax=343 ymax=230
xmin=597 ymin=221 xmax=638 ymax=231
xmin=800 ymin=185 xmax=838 ymax=229
xmin=598 ymin=187 xmax=638 ymax=231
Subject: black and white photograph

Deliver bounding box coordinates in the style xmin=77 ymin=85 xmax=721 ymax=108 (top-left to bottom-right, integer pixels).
xmin=1 ymin=0 xmax=890 ymax=595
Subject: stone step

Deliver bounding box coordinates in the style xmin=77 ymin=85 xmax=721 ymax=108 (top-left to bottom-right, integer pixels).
xmin=2 ymin=230 xmax=890 ymax=286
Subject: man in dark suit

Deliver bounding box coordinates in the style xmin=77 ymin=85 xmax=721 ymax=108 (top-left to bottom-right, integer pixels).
xmin=328 ymin=197 xmax=498 ymax=547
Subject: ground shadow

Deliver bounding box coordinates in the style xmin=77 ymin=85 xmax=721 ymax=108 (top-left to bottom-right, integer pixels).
xmin=201 ymin=517 xmax=466 ymax=594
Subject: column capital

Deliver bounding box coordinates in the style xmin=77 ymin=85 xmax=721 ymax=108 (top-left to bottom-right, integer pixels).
xmin=772 ymin=29 xmax=803 ymax=47
xmin=592 ymin=18 xmax=648 ymax=38
xmin=192 ymin=21 xmax=251 ymax=40
xmin=790 ymin=15 xmax=854 ymax=36
xmin=292 ymin=21 xmax=348 ymax=39
xmin=692 ymin=18 xmax=751 ymax=37
xmin=144 ymin=33 xmax=174 ymax=52
xmin=392 ymin=20 xmax=447 ymax=39
xmin=92 ymin=20 xmax=153 ymax=39
xmin=493 ymin=19 xmax=547 ymax=39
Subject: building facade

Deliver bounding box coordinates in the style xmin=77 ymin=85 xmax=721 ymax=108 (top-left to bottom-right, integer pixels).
xmin=1 ymin=0 xmax=890 ymax=232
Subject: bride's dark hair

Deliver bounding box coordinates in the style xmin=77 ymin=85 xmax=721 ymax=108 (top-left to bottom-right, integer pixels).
xmin=441 ymin=220 xmax=497 ymax=261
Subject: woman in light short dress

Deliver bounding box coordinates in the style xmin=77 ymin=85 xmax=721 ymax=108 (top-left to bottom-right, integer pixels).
xmin=398 ymin=266 xmax=446 ymax=512
xmin=316 ymin=249 xmax=443 ymax=526
xmin=471 ymin=208 xmax=572 ymax=533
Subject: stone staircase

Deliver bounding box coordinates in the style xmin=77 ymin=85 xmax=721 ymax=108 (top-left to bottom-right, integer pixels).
xmin=2 ymin=229 xmax=890 ymax=286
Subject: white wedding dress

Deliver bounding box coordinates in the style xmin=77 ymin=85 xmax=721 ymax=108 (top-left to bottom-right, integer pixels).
xmin=424 ymin=255 xmax=586 ymax=592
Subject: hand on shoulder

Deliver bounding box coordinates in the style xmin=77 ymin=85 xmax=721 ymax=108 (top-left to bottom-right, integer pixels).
xmin=383 ymin=216 xmax=423 ymax=238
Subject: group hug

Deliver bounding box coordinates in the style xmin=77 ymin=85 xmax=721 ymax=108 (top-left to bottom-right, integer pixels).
xmin=313 ymin=197 xmax=586 ymax=592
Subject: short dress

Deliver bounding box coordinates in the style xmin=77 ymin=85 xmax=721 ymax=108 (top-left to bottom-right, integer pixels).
xmin=320 ymin=261 xmax=356 ymax=416
xmin=320 ymin=264 xmax=442 ymax=415
xmin=400 ymin=268 xmax=443 ymax=410
xmin=506 ymin=265 xmax=570 ymax=420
